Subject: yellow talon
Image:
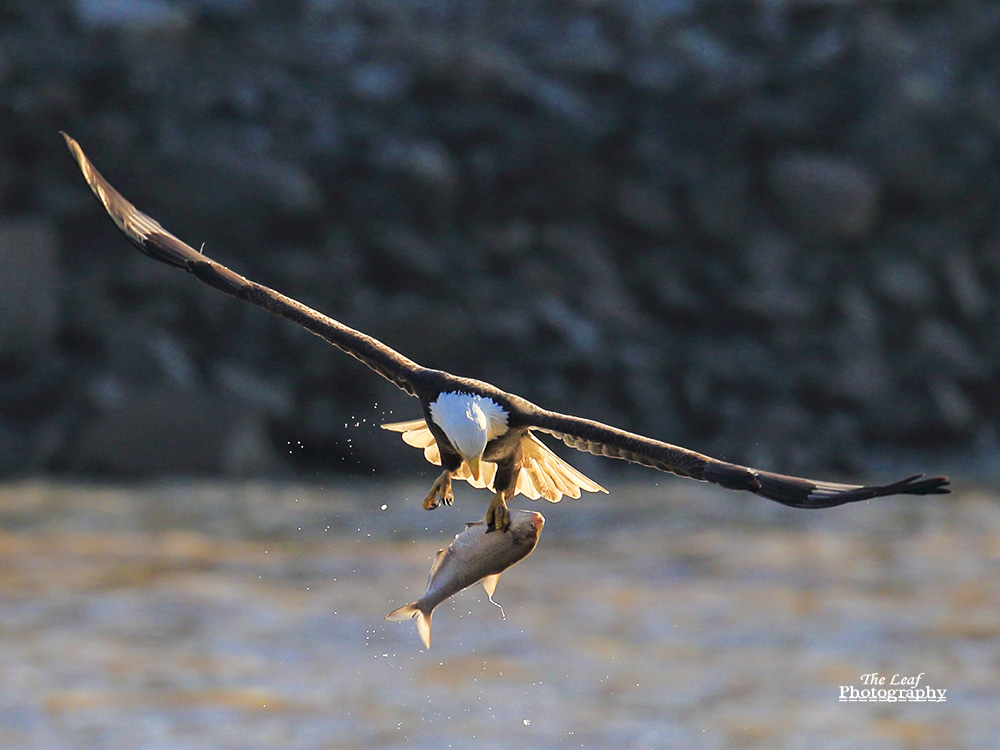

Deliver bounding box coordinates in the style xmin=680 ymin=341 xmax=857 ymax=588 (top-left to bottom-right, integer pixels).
xmin=485 ymin=491 xmax=510 ymax=533
xmin=423 ymin=470 xmax=454 ymax=510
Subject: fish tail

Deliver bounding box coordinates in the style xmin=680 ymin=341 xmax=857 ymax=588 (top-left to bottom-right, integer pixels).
xmin=385 ymin=602 xmax=433 ymax=649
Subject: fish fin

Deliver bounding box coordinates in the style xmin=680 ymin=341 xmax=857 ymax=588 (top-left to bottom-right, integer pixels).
xmin=481 ymin=573 xmax=501 ymax=598
xmin=481 ymin=575 xmax=506 ymax=620
xmin=427 ymin=547 xmax=449 ymax=581
xmin=384 ymin=602 xmax=433 ymax=649
xmin=385 ymin=601 xmax=420 ymax=622
xmin=416 ymin=609 xmax=432 ymax=649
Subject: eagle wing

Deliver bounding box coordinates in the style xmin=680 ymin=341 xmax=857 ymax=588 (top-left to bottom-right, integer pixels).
xmin=62 ymin=132 xmax=426 ymax=397
xmin=515 ymin=432 xmax=608 ymax=501
xmin=525 ymin=408 xmax=950 ymax=508
xmin=66 ymin=132 xmax=950 ymax=509
xmin=382 ymin=419 xmax=497 ymax=490
xmin=382 ymin=419 xmax=607 ymax=501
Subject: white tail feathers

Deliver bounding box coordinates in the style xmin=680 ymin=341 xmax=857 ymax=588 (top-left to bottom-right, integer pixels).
xmin=385 ymin=602 xmax=433 ymax=649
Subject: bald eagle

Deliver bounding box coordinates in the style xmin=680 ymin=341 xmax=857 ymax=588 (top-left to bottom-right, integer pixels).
xmin=63 ymin=133 xmax=950 ymax=531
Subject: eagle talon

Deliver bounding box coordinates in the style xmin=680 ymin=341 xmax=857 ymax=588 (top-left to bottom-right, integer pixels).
xmin=485 ymin=492 xmax=510 ymax=533
xmin=423 ymin=471 xmax=454 ymax=511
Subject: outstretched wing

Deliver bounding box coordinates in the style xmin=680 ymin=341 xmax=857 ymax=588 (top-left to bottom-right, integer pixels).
xmin=63 ymin=132 xmax=426 ymax=396
xmin=525 ymin=408 xmax=950 ymax=508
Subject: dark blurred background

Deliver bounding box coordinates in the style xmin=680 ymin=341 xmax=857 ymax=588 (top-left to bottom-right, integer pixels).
xmin=3 ymin=0 xmax=998 ymax=482
xmin=2 ymin=6 xmax=999 ymax=748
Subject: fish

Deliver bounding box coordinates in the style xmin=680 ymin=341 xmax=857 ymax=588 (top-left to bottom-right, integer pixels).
xmin=386 ymin=509 xmax=544 ymax=648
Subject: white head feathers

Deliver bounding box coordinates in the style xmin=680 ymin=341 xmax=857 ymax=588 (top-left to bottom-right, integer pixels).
xmin=429 ymin=392 xmax=509 ymax=460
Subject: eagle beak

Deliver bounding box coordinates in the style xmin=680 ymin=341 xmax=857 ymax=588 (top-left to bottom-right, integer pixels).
xmin=465 ymin=455 xmax=483 ymax=482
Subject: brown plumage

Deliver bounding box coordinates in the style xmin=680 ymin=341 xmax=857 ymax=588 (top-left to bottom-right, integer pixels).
xmin=63 ymin=132 xmax=950 ymax=531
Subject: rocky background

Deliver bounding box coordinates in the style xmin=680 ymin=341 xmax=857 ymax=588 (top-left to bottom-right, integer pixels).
xmin=2 ymin=0 xmax=999 ymax=481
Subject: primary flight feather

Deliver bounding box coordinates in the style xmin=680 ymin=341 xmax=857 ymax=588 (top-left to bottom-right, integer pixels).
xmin=62 ymin=132 xmax=950 ymax=531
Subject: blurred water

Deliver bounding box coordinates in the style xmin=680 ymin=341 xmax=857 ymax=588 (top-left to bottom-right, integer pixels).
xmin=0 ymin=478 xmax=996 ymax=749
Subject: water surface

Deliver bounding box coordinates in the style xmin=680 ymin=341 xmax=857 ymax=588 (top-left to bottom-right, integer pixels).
xmin=0 ymin=479 xmax=995 ymax=748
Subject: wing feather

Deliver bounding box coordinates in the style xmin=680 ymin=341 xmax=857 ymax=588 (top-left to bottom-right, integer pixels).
xmin=63 ymin=132 xmax=426 ymax=397
xmin=455 ymin=459 xmax=497 ymax=490
xmin=514 ymin=463 xmax=542 ymax=500
xmin=518 ymin=433 xmax=607 ymax=502
xmin=65 ymin=132 xmax=951 ymax=510
xmin=525 ymin=408 xmax=949 ymax=508
xmin=383 ymin=419 xmax=606 ymax=501
xmin=423 ymin=441 xmax=442 ymax=466
xmin=383 ymin=420 xmax=437 ymax=449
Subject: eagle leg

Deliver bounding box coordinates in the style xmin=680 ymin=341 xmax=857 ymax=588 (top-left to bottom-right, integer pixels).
xmin=485 ymin=490 xmax=510 ymax=533
xmin=423 ymin=470 xmax=454 ymax=510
